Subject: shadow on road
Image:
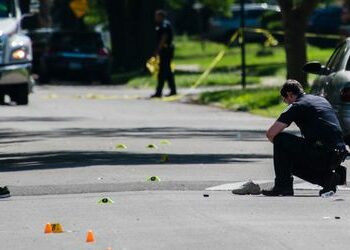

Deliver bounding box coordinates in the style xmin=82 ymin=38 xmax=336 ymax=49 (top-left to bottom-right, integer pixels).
xmin=0 ymin=127 xmax=269 ymax=141
xmin=0 ymin=151 xmax=272 ymax=172
xmin=0 ymin=117 xmax=84 ymax=122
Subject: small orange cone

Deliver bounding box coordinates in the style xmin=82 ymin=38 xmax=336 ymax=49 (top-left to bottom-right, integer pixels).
xmin=106 ymin=248 xmax=112 ymax=250
xmin=86 ymin=230 xmax=95 ymax=243
xmin=44 ymin=223 xmax=52 ymax=234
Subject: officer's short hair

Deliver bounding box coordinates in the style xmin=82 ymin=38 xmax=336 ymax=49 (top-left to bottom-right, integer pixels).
xmin=155 ymin=9 xmax=167 ymax=18
xmin=280 ymin=79 xmax=304 ymax=97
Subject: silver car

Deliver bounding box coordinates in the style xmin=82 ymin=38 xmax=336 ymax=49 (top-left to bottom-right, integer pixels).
xmin=304 ymin=39 xmax=350 ymax=144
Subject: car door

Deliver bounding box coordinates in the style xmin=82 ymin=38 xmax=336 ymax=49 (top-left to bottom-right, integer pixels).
xmin=323 ymin=42 xmax=350 ymax=106
xmin=313 ymin=42 xmax=347 ymax=101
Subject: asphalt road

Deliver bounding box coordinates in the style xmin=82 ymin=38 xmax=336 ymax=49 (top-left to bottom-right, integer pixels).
xmin=0 ymin=85 xmax=349 ymax=250
xmin=0 ymin=85 xmax=277 ymax=194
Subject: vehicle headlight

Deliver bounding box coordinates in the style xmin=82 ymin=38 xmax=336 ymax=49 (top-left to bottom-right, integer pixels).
xmin=11 ymin=48 xmax=27 ymax=60
xmin=8 ymin=34 xmax=32 ymax=62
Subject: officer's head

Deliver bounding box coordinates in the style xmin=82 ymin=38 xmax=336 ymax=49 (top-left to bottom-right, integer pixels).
xmin=155 ymin=10 xmax=167 ymax=24
xmin=280 ymin=79 xmax=304 ymax=104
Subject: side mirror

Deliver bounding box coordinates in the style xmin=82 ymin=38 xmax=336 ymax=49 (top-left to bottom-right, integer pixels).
xmin=302 ymin=61 xmax=328 ymax=75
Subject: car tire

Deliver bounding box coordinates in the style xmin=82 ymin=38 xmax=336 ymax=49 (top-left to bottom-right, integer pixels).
xmin=0 ymin=93 xmax=4 ymax=105
xmin=38 ymin=60 xmax=51 ymax=83
xmin=100 ymin=73 xmax=111 ymax=84
xmin=39 ymin=73 xmax=51 ymax=84
xmin=11 ymin=83 xmax=29 ymax=105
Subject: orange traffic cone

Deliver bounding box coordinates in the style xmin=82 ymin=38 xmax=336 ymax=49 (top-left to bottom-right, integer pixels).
xmin=86 ymin=230 xmax=95 ymax=243
xmin=106 ymin=248 xmax=112 ymax=250
xmin=44 ymin=223 xmax=52 ymax=234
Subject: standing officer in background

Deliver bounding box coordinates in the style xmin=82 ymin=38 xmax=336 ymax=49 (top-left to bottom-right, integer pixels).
xmin=263 ymin=79 xmax=347 ymax=196
xmin=151 ymin=10 xmax=177 ymax=98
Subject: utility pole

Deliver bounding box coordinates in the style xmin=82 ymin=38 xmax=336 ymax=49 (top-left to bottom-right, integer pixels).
xmin=240 ymin=0 xmax=246 ymax=89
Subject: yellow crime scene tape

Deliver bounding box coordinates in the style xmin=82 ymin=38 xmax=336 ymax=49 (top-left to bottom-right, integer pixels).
xmin=41 ymin=28 xmax=343 ymax=103
xmin=154 ymin=28 xmax=267 ymax=102
xmin=146 ymin=27 xmax=343 ymax=102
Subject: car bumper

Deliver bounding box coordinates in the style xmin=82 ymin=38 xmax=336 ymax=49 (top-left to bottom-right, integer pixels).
xmin=0 ymin=63 xmax=32 ymax=85
xmin=46 ymin=56 xmax=109 ymax=71
xmin=336 ymin=104 xmax=350 ymax=144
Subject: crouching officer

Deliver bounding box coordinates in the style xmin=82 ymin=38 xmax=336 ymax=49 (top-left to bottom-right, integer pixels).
xmin=263 ymin=79 xmax=347 ymax=196
xmin=150 ymin=10 xmax=177 ymax=98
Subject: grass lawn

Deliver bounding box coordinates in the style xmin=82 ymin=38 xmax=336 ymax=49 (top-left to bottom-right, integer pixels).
xmin=128 ymin=72 xmax=260 ymax=88
xmin=198 ymin=87 xmax=286 ymax=118
xmin=174 ymin=36 xmax=333 ymax=70
xmin=127 ymin=36 xmax=334 ymax=89
xmin=125 ymin=35 xmax=335 ymax=117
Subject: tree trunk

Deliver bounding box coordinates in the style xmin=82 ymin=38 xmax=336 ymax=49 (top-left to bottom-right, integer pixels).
xmin=39 ymin=0 xmax=53 ymax=27
xmin=52 ymin=0 xmax=85 ymax=30
xmin=105 ymin=0 xmax=163 ymax=71
xmin=283 ymin=11 xmax=308 ymax=86
xmin=278 ymin=0 xmax=319 ymax=88
xmin=19 ymin=0 xmax=30 ymax=13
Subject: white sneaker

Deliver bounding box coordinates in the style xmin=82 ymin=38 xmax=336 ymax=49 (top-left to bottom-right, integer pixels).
xmin=232 ymin=181 xmax=261 ymax=195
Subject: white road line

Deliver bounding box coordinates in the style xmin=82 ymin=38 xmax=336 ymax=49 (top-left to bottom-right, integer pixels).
xmin=206 ymin=180 xmax=350 ymax=191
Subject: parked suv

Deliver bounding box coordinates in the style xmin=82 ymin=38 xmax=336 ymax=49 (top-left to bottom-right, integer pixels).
xmin=303 ymin=38 xmax=350 ymax=145
xmin=39 ymin=31 xmax=111 ymax=83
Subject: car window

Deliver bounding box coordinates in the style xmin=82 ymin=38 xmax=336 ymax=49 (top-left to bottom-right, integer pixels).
xmin=344 ymin=47 xmax=350 ymax=71
xmin=0 ymin=0 xmax=15 ymax=18
xmin=50 ymin=33 xmax=103 ymax=53
xmin=326 ymin=43 xmax=347 ymax=72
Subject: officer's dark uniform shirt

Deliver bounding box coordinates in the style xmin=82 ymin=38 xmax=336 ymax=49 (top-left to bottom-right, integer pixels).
xmin=155 ymin=19 xmax=173 ymax=48
xmin=277 ymin=94 xmax=345 ymax=148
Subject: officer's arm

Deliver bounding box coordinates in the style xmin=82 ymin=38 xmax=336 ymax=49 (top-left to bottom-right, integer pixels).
xmin=266 ymin=121 xmax=288 ymax=142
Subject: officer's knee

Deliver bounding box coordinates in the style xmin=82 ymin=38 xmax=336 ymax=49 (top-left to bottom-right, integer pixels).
xmin=273 ymin=132 xmax=291 ymax=146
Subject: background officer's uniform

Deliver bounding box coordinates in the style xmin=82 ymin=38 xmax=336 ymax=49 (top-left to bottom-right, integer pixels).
xmin=273 ymin=93 xmax=346 ymax=191
xmin=154 ymin=19 xmax=176 ymax=97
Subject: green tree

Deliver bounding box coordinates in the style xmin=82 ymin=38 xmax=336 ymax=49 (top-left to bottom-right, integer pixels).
xmin=277 ymin=0 xmax=319 ymax=87
xmin=84 ymin=0 xmax=107 ymax=27
xmin=51 ymin=0 xmax=86 ymax=30
xmin=104 ymin=0 xmax=163 ymax=71
xmin=103 ymin=0 xmax=234 ymax=71
xmin=38 ymin=0 xmax=52 ymax=27
xmin=167 ymin=0 xmax=233 ymax=15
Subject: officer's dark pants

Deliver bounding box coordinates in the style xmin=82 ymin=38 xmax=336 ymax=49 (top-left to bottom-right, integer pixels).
xmin=273 ymin=132 xmax=332 ymax=188
xmin=155 ymin=47 xmax=176 ymax=96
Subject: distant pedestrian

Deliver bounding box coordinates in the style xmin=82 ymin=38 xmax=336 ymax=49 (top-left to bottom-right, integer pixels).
xmin=263 ymin=79 xmax=347 ymax=196
xmin=150 ymin=10 xmax=177 ymax=98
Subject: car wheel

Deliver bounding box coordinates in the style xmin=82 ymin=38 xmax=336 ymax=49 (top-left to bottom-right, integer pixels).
xmin=100 ymin=73 xmax=111 ymax=84
xmin=38 ymin=61 xmax=51 ymax=83
xmin=39 ymin=73 xmax=51 ymax=84
xmin=0 ymin=93 xmax=4 ymax=105
xmin=11 ymin=83 xmax=29 ymax=105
